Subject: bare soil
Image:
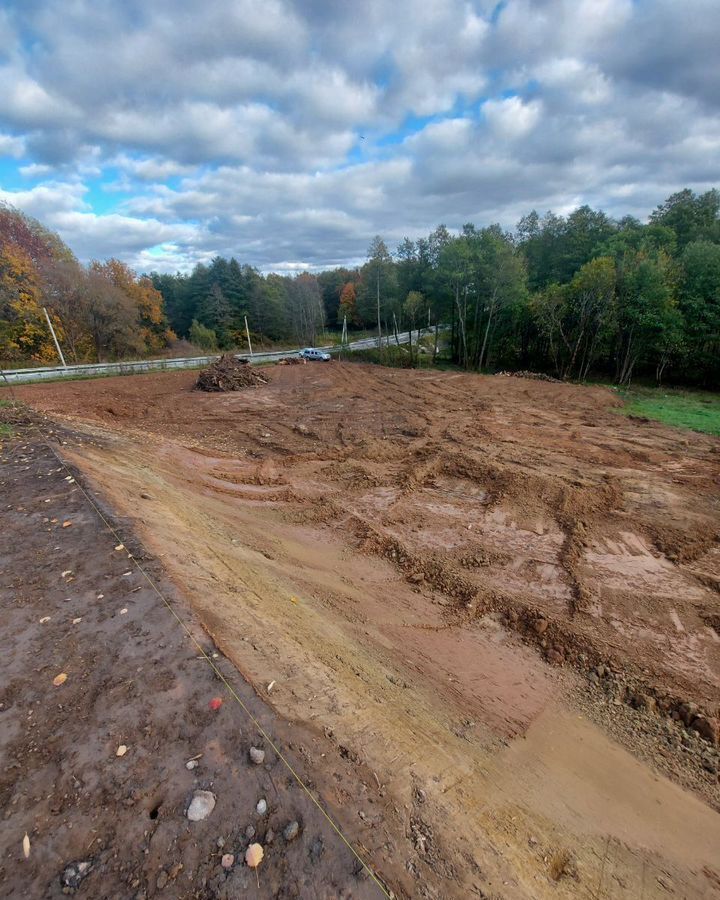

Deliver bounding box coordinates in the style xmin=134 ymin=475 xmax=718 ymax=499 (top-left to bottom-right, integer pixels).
xmin=7 ymin=362 xmax=720 ymax=898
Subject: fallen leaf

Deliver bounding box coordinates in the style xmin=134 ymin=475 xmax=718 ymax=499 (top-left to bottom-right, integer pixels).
xmin=245 ymin=843 xmax=264 ymax=868
xmin=72 ymin=617 xmax=82 ymax=624
xmin=119 ymin=608 xmax=128 ymax=615
xmin=116 ymin=745 xmax=128 ymax=757
xmin=209 ymin=697 xmax=223 ymax=711
xmin=114 ymin=544 xmax=124 ymax=551
xmin=267 ymin=680 xmax=276 ymax=693
xmin=53 ymin=673 xmax=68 ymax=686
xmin=62 ymin=521 xmax=72 ymax=528
xmin=97 ymin=594 xmax=104 ymax=600
xmin=23 ymin=833 xmax=30 ymax=859
xmin=39 ymin=616 xmax=51 ymax=624
xmin=61 ymin=570 xmax=72 ymax=578
xmin=290 ymin=596 xmax=298 ymax=604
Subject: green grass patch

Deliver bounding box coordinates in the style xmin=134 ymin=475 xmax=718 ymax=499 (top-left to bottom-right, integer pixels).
xmin=617 ymin=386 xmax=720 ymax=436
xmin=0 ymin=422 xmax=13 ymax=438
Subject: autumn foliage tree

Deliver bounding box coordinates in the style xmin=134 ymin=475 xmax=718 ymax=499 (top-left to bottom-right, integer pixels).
xmin=338 ymin=281 xmax=361 ymax=327
xmin=0 ymin=203 xmax=174 ymax=365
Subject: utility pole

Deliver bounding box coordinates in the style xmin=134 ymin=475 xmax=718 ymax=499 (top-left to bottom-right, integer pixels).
xmin=376 ymin=265 xmax=382 ymax=348
xmin=43 ymin=307 xmax=67 ymax=368
xmin=341 ymin=314 xmax=348 ymax=346
xmin=244 ymin=315 xmax=253 ymax=357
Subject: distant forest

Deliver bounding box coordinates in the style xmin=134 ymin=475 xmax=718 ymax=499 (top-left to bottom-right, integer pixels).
xmin=1 ymin=188 xmax=719 ymax=387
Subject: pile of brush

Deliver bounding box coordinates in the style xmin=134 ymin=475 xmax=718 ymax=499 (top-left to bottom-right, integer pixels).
xmin=195 ymin=355 xmax=270 ymax=392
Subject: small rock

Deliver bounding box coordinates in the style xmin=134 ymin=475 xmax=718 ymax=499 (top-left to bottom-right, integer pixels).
xmin=116 ymin=745 xmax=128 ymax=757
xmin=186 ymin=760 xmax=198 ymax=770
xmin=283 ymin=820 xmax=300 ymax=842
xmin=61 ymin=860 xmax=93 ymax=890
xmin=156 ymin=871 xmax=168 ymax=890
xmin=265 ymin=828 xmax=275 ymax=845
xmin=245 ymin=825 xmax=255 ymax=839
xmin=186 ymin=790 xmax=216 ymax=822
xmin=533 ymin=618 xmax=548 ymax=635
xmin=546 ymin=649 xmax=563 ymax=666
xmin=256 ymin=799 xmax=267 ymax=815
xmin=702 ymin=757 xmax=718 ymax=774
xmin=217 ymin=837 xmax=225 ymax=849
xmin=408 ymin=572 xmax=424 ymax=584
xmin=678 ymin=702 xmax=698 ymax=726
xmin=691 ymin=715 xmax=719 ymax=745
xmin=221 ymin=853 xmax=234 ymax=869
xmin=249 ymin=747 xmax=265 ymax=765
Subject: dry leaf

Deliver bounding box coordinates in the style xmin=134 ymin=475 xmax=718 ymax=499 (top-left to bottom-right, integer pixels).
xmin=23 ymin=833 xmax=30 ymax=859
xmin=290 ymin=596 xmax=298 ymax=604
xmin=114 ymin=544 xmax=124 ymax=551
xmin=245 ymin=843 xmax=264 ymax=868
xmin=53 ymin=673 xmax=68 ymax=686
xmin=61 ymin=570 xmax=72 ymax=578
xmin=72 ymin=617 xmax=82 ymax=624
xmin=119 ymin=608 xmax=128 ymax=615
xmin=116 ymin=745 xmax=128 ymax=757
xmin=39 ymin=616 xmax=51 ymax=624
xmin=62 ymin=521 xmax=72 ymax=528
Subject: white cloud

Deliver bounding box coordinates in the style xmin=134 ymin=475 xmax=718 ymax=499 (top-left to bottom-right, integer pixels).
xmin=0 ymin=133 xmax=25 ymax=158
xmin=483 ymin=97 xmax=542 ymax=140
xmin=0 ymin=0 xmax=717 ymax=271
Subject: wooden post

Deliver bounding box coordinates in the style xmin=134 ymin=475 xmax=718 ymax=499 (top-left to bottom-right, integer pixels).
xmin=244 ymin=315 xmax=253 ymax=356
xmin=43 ymin=307 xmax=67 ymax=368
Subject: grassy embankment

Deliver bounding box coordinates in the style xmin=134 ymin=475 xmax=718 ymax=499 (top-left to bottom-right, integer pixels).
xmin=616 ymin=386 xmax=720 ymax=436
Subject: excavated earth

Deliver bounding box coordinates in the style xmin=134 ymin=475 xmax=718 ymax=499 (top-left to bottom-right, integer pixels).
xmin=6 ymin=362 xmax=720 ymax=899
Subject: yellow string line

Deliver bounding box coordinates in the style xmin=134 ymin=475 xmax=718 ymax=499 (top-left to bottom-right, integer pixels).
xmin=0 ymin=373 xmax=390 ymax=899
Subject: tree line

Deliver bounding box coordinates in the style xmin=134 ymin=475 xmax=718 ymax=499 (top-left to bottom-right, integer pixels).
xmin=1 ymin=189 xmax=718 ymax=386
xmin=149 ymin=188 xmax=719 ymax=386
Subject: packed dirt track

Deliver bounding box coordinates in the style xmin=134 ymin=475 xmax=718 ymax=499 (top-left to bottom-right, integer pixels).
xmin=6 ymin=362 xmax=720 ymax=898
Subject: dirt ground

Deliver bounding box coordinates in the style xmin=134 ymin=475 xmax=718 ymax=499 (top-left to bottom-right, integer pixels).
xmin=5 ymin=362 xmax=720 ymax=898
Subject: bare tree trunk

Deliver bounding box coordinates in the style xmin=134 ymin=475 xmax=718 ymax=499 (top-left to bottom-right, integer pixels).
xmin=478 ymin=295 xmax=497 ymax=371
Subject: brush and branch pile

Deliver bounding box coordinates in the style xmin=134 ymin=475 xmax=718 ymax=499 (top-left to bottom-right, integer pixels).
xmin=195 ymin=354 xmax=270 ymax=392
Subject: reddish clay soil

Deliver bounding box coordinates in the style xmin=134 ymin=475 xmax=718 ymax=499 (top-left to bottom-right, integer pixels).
xmin=6 ymin=363 xmax=720 ymax=898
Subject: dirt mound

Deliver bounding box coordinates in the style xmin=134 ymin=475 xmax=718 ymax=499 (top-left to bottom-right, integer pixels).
xmin=278 ymin=356 xmax=306 ymax=366
xmin=496 ymin=369 xmax=563 ymax=383
xmin=195 ymin=354 xmax=270 ymax=392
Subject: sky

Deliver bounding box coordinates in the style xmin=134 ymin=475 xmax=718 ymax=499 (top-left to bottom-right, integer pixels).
xmin=0 ymin=0 xmax=718 ymax=274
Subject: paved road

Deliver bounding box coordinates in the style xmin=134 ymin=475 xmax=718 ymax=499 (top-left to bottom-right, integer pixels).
xmin=1 ymin=330 xmax=434 ymax=385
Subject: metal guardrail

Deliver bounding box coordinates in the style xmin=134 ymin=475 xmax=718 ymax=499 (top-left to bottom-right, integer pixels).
xmin=0 ymin=330 xmax=428 ymax=385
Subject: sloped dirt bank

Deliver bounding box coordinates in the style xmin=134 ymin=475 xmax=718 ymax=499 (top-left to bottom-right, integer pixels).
xmin=11 ymin=363 xmax=720 ymax=898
